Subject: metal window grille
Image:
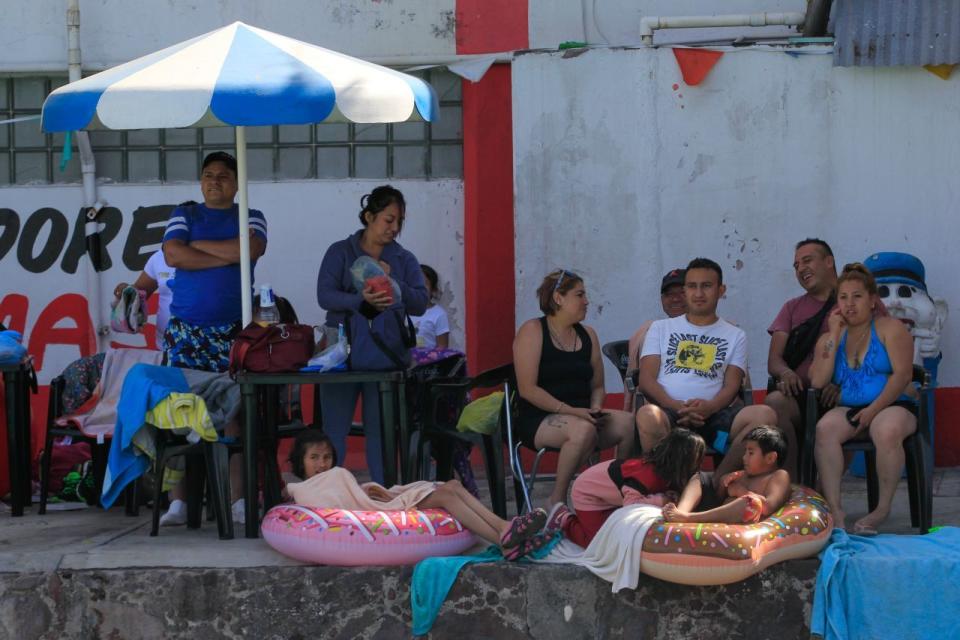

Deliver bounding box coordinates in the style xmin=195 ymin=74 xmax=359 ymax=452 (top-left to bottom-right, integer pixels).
xmin=0 ymin=69 xmax=462 ymax=185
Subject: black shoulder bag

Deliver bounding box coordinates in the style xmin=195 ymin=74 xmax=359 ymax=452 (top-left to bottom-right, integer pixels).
xmin=782 ymin=293 xmax=836 ymax=370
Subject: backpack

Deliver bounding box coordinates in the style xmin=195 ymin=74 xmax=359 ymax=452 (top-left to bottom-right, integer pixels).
xmin=346 ymin=307 xmax=416 ymax=371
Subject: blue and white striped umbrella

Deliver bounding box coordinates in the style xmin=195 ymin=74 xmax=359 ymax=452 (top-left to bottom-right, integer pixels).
xmin=41 ymin=22 xmax=439 ymax=325
xmin=41 ymin=21 xmax=438 ymax=131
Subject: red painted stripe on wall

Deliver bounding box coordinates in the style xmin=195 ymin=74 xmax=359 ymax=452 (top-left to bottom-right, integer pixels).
xmin=462 ymin=65 xmax=515 ymax=373
xmin=935 ymin=387 xmax=960 ymax=467
xmin=455 ymin=0 xmax=529 ymax=54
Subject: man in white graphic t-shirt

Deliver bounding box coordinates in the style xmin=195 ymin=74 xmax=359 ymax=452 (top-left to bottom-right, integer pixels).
xmin=636 ymin=258 xmax=778 ymax=484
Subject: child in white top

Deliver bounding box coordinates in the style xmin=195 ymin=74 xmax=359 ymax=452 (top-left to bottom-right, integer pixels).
xmin=411 ymin=264 xmax=450 ymax=349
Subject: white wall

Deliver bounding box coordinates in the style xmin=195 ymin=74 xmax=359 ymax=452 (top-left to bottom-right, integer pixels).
xmin=1 ymin=0 xmax=458 ymax=72
xmin=0 ymin=179 xmax=464 ymax=383
xmin=512 ymin=47 xmax=960 ymax=390
xmin=528 ymin=0 xmax=808 ymax=48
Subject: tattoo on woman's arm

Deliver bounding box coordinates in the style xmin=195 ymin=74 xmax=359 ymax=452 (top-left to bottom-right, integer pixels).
xmin=822 ymin=339 xmax=835 ymax=359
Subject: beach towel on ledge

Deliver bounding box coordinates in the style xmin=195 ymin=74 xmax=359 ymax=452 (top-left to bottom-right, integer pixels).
xmin=810 ymin=527 xmax=960 ymax=640
xmin=100 ymin=364 xmax=240 ymax=508
xmin=409 ymin=503 xmax=659 ymax=635
xmin=410 ymin=536 xmax=561 ymax=636
xmin=531 ymin=503 xmax=662 ymax=592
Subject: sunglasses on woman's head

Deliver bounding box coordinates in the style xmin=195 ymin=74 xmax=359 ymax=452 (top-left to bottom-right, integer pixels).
xmin=553 ymin=269 xmax=579 ymax=292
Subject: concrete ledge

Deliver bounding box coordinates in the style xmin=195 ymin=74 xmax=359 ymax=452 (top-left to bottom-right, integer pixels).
xmin=0 ymin=559 xmax=818 ymax=639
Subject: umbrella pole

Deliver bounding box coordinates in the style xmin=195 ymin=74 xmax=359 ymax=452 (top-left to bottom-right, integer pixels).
xmin=236 ymin=125 xmax=253 ymax=327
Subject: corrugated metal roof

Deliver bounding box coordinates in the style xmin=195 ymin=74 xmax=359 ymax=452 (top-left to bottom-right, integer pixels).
xmin=833 ymin=0 xmax=960 ymax=67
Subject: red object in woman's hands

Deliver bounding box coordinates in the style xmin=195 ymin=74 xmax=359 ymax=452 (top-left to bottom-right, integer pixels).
xmin=365 ymin=275 xmax=394 ymax=303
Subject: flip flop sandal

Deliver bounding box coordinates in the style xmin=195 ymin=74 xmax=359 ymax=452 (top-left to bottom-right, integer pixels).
xmin=543 ymin=503 xmax=570 ymax=537
xmin=499 ymin=508 xmax=547 ymax=549
xmin=503 ymin=533 xmax=551 ymax=561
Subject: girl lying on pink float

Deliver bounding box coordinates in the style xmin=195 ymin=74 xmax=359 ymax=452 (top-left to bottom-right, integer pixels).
xmin=546 ymin=428 xmax=706 ymax=548
xmin=283 ymin=429 xmax=550 ymax=560
xmin=663 ymin=425 xmax=791 ymax=524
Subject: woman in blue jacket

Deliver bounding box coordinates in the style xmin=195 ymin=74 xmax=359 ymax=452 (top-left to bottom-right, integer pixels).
xmin=316 ymin=185 xmax=429 ymax=483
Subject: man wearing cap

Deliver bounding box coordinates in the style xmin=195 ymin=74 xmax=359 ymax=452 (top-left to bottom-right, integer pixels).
xmin=159 ymin=151 xmax=267 ymax=527
xmin=622 ymin=268 xmax=688 ymax=411
xmin=765 ymin=239 xmax=886 ymax=476
xmin=161 ymin=151 xmax=268 ymax=372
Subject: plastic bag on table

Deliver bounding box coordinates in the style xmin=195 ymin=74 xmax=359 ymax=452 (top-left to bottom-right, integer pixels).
xmin=0 ymin=330 xmax=27 ymax=365
xmin=302 ymin=328 xmax=349 ymax=373
xmin=349 ymin=256 xmax=402 ymax=306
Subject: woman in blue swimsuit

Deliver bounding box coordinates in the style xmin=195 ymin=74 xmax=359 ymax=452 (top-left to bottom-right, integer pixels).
xmin=810 ymin=263 xmax=917 ymax=535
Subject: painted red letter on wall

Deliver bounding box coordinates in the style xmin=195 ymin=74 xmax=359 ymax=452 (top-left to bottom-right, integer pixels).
xmin=28 ymin=293 xmax=95 ymax=371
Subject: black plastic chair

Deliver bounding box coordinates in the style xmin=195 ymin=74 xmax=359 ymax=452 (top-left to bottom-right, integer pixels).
xmin=801 ymin=365 xmax=933 ymax=533
xmin=149 ymin=431 xmax=234 ymax=539
xmin=407 ymin=363 xmax=511 ymax=518
xmin=601 ymin=340 xmax=630 ymax=383
xmin=39 ymin=367 xmax=139 ymax=516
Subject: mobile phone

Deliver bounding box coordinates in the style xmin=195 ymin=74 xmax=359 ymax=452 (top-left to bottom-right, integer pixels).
xmin=846 ymin=407 xmax=860 ymax=429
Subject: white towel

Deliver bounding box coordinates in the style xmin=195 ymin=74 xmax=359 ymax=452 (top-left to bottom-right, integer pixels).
xmin=533 ymin=504 xmax=662 ymax=592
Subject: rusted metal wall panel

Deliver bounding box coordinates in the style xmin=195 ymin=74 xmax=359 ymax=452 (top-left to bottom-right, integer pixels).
xmin=833 ymin=0 xmax=960 ymax=67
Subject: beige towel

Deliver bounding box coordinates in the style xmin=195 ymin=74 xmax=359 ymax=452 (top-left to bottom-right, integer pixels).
xmin=288 ymin=467 xmax=438 ymax=511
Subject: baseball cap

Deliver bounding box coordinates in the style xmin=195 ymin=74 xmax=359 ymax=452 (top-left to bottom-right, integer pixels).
xmin=201 ymin=151 xmax=238 ymax=176
xmin=660 ymin=268 xmax=685 ymax=293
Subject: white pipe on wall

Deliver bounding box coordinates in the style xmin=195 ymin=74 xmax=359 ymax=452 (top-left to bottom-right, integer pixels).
xmin=640 ymin=12 xmax=806 ymax=45
xmin=67 ymin=0 xmax=106 ymax=348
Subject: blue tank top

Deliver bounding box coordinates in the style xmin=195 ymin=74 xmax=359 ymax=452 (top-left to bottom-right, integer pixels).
xmin=832 ymin=321 xmax=910 ymax=406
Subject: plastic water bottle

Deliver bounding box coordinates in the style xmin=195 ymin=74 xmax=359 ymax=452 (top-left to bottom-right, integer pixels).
xmin=255 ymin=283 xmax=279 ymax=327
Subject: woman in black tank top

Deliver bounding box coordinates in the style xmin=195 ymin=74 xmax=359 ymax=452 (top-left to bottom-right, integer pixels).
xmin=513 ymin=270 xmax=638 ymax=509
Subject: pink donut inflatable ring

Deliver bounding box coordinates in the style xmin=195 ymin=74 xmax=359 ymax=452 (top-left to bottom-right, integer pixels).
xmin=261 ymin=505 xmax=477 ymax=566
xmin=640 ymin=485 xmax=834 ymax=586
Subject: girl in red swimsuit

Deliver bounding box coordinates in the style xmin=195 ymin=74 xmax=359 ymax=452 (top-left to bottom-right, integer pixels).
xmin=549 ymin=428 xmax=706 ymax=547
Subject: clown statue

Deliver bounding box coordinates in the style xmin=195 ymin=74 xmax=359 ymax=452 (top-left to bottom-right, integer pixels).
xmin=863 ymin=252 xmax=948 ymax=383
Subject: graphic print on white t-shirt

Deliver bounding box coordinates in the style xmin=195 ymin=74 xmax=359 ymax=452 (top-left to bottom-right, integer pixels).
xmin=641 ymin=315 xmax=747 ymax=402
xmin=665 ymin=332 xmax=728 ymax=378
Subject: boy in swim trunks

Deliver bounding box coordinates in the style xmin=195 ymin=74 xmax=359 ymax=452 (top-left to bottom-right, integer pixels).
xmin=662 ymin=425 xmax=791 ymax=524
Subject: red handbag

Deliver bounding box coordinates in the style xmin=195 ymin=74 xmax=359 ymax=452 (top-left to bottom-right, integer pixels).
xmin=229 ymin=322 xmax=315 ymax=376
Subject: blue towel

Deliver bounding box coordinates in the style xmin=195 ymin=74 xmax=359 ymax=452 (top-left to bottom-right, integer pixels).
xmin=410 ymin=535 xmax=561 ymax=636
xmin=101 ymin=364 xmax=188 ymax=507
xmin=811 ymin=527 xmax=960 ymax=640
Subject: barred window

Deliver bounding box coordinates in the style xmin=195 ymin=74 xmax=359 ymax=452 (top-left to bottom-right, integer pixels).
xmin=0 ymin=68 xmax=462 ymax=185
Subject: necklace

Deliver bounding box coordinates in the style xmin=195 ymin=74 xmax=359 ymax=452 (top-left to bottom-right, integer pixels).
xmin=846 ymin=326 xmax=871 ymax=369
xmin=546 ymin=321 xmax=579 ymax=352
